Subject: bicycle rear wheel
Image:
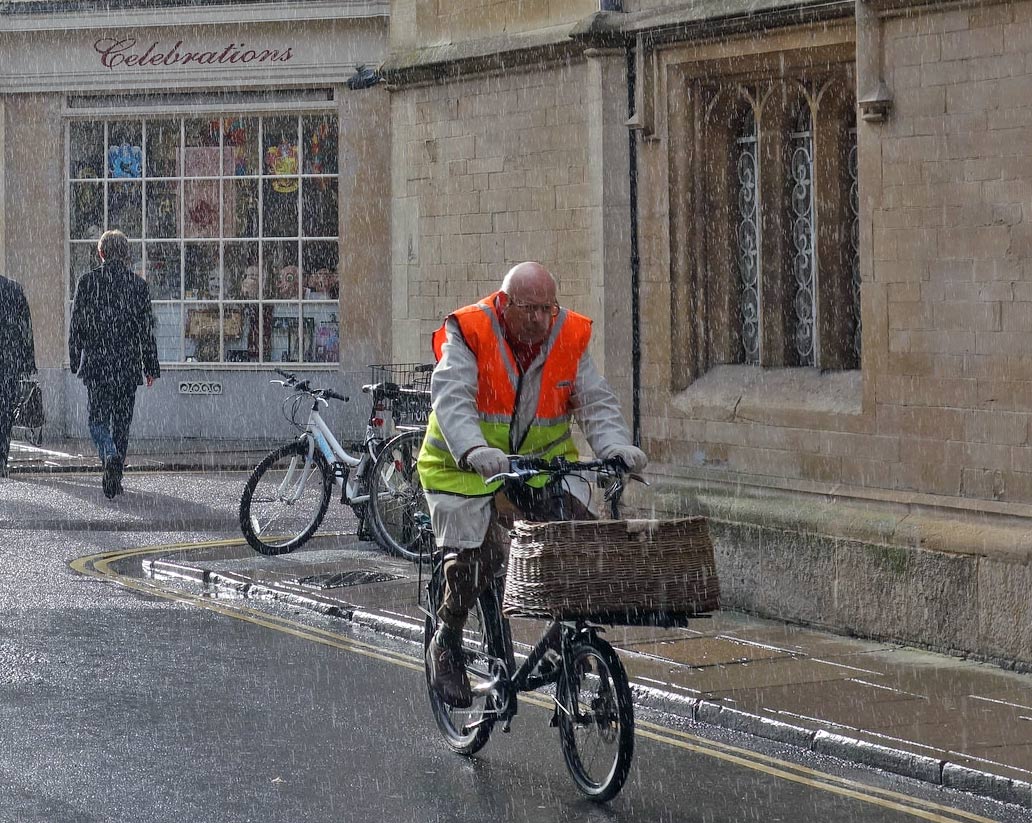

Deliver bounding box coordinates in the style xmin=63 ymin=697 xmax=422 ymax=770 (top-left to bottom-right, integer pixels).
xmin=369 ymin=429 xmax=430 ymax=562
xmin=557 ymin=635 xmax=635 ymax=802
xmin=424 ymin=581 xmax=502 ymax=755
xmin=239 ymin=440 xmax=332 ymax=555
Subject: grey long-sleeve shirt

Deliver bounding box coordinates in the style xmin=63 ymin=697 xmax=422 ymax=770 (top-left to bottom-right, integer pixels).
xmin=426 ymin=312 xmax=633 ymax=548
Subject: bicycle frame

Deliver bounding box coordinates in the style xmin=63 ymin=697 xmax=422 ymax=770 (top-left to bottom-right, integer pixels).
xmin=297 ymin=400 xmax=380 ymax=507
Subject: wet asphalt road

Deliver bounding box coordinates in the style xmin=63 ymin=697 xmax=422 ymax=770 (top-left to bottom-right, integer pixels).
xmin=1 ymin=471 xmax=1029 ymax=822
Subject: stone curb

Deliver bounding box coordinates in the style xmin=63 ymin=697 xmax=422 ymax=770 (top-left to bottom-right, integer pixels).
xmin=145 ymin=558 xmax=1032 ymax=810
xmin=10 ymin=460 xmax=260 ymax=475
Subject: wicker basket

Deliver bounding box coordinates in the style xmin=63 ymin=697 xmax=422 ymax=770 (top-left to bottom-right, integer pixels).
xmin=503 ymin=516 xmax=720 ymax=624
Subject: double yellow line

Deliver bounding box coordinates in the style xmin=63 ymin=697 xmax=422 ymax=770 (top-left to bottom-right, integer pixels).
xmin=72 ymin=539 xmax=1003 ymax=823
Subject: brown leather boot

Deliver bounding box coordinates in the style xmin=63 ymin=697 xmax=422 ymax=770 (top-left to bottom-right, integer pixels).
xmin=426 ymin=624 xmax=472 ymax=708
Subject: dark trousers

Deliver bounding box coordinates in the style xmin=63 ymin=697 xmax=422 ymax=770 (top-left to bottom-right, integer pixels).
xmin=438 ymin=488 xmax=595 ymax=631
xmin=86 ymin=382 xmax=137 ymax=464
xmin=0 ymin=380 xmax=16 ymax=472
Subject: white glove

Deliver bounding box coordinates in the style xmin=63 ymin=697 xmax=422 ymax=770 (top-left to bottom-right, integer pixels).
xmin=602 ymin=444 xmax=648 ymax=473
xmin=464 ymin=446 xmax=510 ymax=480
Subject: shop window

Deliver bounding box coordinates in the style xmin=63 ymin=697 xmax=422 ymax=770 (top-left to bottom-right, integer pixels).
xmin=67 ymin=114 xmax=340 ymax=366
xmin=672 ymin=70 xmax=858 ymax=387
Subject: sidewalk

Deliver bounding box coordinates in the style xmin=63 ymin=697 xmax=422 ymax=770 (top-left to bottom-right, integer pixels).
xmin=7 ymin=436 xmax=270 ymax=473
xmin=144 ymin=535 xmax=1032 ymax=810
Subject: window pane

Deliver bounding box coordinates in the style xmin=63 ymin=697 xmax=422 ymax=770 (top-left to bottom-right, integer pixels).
xmin=146 ymin=120 xmax=180 ymax=178
xmin=108 ymin=121 xmax=143 ymax=179
xmin=263 ymin=116 xmax=299 ymax=176
xmin=69 ymin=242 xmax=97 ymax=294
xmin=109 ymin=181 xmax=142 ymax=239
xmin=302 ymin=179 xmax=337 ymax=237
xmin=222 ymin=117 xmax=258 ymax=176
xmin=184 ymin=304 xmax=220 ymax=362
xmin=184 ymin=242 xmax=219 ymax=301
xmin=302 ymin=116 xmax=338 ymax=175
xmin=70 ymin=122 xmax=104 ymax=179
xmin=224 ymin=242 xmax=259 ymax=300
xmin=302 ymin=241 xmax=338 ymax=300
xmin=264 ymin=304 xmax=299 ymax=363
xmin=303 ymin=304 xmax=339 ymax=363
xmin=224 ymin=304 xmax=259 ymax=363
xmin=263 ymin=179 xmax=298 ymax=237
xmin=184 ymin=118 xmax=221 ymax=177
xmin=263 ymin=241 xmax=299 ymax=300
xmin=145 ymin=242 xmax=181 ymax=300
xmin=128 ymin=242 xmax=143 ymax=275
xmin=146 ymin=181 xmax=180 ymax=238
xmin=223 ymin=178 xmax=258 ymax=238
xmin=70 ymin=182 xmax=103 ymax=240
xmin=153 ymin=303 xmax=182 ymax=362
xmin=184 ymin=179 xmax=220 ymax=238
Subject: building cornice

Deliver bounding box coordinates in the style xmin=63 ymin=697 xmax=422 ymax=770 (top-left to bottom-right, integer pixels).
xmin=382 ymin=0 xmax=856 ymax=89
xmin=0 ymin=0 xmax=387 ymax=31
xmin=381 ymin=24 xmax=585 ymax=89
xmin=571 ymin=0 xmax=855 ymax=48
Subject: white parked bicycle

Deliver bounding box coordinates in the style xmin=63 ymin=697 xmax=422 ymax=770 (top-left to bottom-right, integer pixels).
xmin=238 ymin=366 xmax=431 ymax=560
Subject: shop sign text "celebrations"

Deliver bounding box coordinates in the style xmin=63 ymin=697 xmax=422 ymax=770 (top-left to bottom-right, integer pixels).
xmin=94 ymin=38 xmax=295 ymax=70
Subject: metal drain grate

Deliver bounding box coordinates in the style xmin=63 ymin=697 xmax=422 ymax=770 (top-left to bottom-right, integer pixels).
xmin=296 ymin=570 xmax=404 ymax=589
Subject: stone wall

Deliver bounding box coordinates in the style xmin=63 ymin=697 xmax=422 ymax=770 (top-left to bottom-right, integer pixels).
xmin=389 ymin=61 xmax=600 ymax=362
xmin=873 ymin=0 xmax=1032 ymax=503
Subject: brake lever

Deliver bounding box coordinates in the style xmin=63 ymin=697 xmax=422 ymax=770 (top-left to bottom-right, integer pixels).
xmin=484 ymin=471 xmax=521 ymax=485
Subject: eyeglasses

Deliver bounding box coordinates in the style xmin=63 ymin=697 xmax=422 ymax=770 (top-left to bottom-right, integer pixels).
xmin=507 ymin=299 xmax=560 ymax=318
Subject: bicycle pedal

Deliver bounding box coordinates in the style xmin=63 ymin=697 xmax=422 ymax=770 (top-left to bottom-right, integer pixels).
xmin=502 ymin=720 xmax=512 ymax=733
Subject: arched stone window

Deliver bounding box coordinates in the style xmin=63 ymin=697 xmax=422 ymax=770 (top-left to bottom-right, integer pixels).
xmin=670 ymin=58 xmax=858 ymax=390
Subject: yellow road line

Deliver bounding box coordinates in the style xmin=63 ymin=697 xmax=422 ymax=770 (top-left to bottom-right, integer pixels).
xmin=72 ymin=539 xmax=1002 ymax=823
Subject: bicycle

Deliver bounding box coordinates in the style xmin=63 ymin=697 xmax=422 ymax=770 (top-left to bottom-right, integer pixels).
xmin=368 ymin=425 xmax=432 ymax=562
xmin=238 ymin=366 xmax=431 ymax=557
xmin=421 ymin=455 xmax=643 ymax=802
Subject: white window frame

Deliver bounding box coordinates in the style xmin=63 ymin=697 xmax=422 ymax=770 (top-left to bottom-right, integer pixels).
xmin=64 ymin=96 xmax=342 ymax=369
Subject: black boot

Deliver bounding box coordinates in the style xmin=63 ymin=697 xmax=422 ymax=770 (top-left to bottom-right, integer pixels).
xmin=426 ymin=624 xmax=472 ymax=708
xmin=102 ymin=456 xmax=122 ymax=499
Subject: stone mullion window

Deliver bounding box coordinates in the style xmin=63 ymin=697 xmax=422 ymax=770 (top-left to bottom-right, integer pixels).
xmin=757 ymin=86 xmax=798 ymax=368
xmin=735 ymin=106 xmax=761 ymax=365
xmin=788 ymin=103 xmax=817 ymax=367
xmin=811 ymin=78 xmax=860 ymax=371
xmin=669 ymin=61 xmax=858 ymax=390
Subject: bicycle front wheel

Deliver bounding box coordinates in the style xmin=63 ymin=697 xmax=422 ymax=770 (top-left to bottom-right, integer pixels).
xmin=557 ymin=635 xmax=635 ymax=802
xmin=239 ymin=440 xmax=332 ymax=555
xmin=369 ymin=429 xmax=430 ymax=562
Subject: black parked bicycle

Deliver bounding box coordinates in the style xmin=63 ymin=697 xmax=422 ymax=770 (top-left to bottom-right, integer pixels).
xmin=421 ymin=456 xmax=643 ymax=802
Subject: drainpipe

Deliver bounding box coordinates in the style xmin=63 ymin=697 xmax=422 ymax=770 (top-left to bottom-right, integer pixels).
xmin=856 ymin=0 xmax=893 ymax=122
xmin=626 ymin=42 xmax=642 ymax=446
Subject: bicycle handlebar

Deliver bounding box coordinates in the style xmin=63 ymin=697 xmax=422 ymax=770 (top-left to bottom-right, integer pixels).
xmin=484 ymin=456 xmax=643 ymax=486
xmin=270 ymin=369 xmax=349 ymax=403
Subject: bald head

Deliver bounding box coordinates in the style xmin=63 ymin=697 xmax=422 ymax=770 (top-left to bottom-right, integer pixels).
xmin=501 ymin=262 xmax=557 ymax=302
xmin=498 ymin=262 xmax=559 ymax=346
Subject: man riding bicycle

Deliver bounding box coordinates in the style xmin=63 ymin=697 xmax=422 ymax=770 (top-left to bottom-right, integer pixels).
xmin=417 ymin=261 xmax=647 ymax=708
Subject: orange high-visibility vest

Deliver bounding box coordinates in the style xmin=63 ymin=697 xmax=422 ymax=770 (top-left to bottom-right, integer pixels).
xmin=419 ymin=292 xmax=592 ymax=496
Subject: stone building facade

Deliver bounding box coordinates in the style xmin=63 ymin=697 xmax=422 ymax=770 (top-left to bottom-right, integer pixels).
xmin=385 ymin=0 xmax=1032 ymax=667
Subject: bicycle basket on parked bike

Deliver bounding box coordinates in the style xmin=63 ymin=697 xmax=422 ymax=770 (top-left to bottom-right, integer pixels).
xmin=503 ymin=517 xmax=720 ymax=625
xmin=368 ymin=363 xmax=433 ymax=427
